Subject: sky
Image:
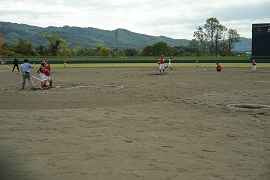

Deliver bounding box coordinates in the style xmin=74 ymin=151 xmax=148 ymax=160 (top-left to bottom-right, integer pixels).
xmin=0 ymin=0 xmax=269 ymax=40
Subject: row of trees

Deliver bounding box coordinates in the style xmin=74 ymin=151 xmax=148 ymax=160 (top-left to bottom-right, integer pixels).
xmin=1 ymin=17 xmax=240 ymax=57
xmin=2 ymin=34 xmax=138 ymax=57
xmin=140 ymin=18 xmax=241 ymax=57
xmin=190 ymin=17 xmax=240 ymax=56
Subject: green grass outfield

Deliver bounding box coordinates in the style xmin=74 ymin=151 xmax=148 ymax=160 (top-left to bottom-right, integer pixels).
xmin=61 ymin=63 xmax=270 ymax=68
xmin=2 ymin=63 xmax=270 ymax=70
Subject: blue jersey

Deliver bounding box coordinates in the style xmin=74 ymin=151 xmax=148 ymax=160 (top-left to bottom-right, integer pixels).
xmin=21 ymin=63 xmax=32 ymax=73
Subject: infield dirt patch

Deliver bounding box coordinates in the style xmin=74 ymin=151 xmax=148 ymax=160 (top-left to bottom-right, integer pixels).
xmin=0 ymin=66 xmax=270 ymax=180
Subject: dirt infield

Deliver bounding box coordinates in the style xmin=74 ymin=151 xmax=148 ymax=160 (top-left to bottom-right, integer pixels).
xmin=0 ymin=66 xmax=270 ymax=180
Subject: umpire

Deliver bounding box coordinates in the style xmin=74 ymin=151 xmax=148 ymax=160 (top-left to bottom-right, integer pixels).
xmin=20 ymin=59 xmax=36 ymax=90
xmin=12 ymin=57 xmax=20 ymax=72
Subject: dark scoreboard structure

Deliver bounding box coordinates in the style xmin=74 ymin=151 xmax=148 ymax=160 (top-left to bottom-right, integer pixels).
xmin=252 ymin=23 xmax=270 ymax=58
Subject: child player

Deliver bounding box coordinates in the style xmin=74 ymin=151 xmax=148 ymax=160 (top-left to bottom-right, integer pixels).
xmin=63 ymin=59 xmax=67 ymax=67
xmin=37 ymin=62 xmax=53 ymax=89
xmin=158 ymin=55 xmax=165 ymax=74
xmin=252 ymin=59 xmax=257 ymax=72
xmin=165 ymin=57 xmax=173 ymax=70
xmin=195 ymin=59 xmax=199 ymax=67
xmin=216 ymin=62 xmax=222 ymax=72
xmin=44 ymin=59 xmax=51 ymax=74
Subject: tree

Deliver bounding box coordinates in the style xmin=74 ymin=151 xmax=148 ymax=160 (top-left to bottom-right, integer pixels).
xmin=226 ymin=29 xmax=240 ymax=56
xmin=115 ymin=48 xmax=126 ymax=57
xmin=172 ymin=45 xmax=193 ymax=56
xmin=191 ymin=27 xmax=208 ymax=55
xmin=74 ymin=46 xmax=86 ymax=56
xmin=141 ymin=45 xmax=154 ymax=56
xmin=2 ymin=43 xmax=16 ymax=56
xmin=202 ymin=17 xmax=226 ymax=56
xmin=43 ymin=34 xmax=68 ymax=56
xmin=36 ymin=45 xmax=47 ymax=56
xmin=95 ymin=45 xmax=110 ymax=56
xmin=124 ymin=48 xmax=138 ymax=56
xmin=14 ymin=39 xmax=35 ymax=56
xmin=141 ymin=42 xmax=171 ymax=56
xmin=74 ymin=46 xmax=96 ymax=56
xmin=190 ymin=17 xmax=239 ymax=56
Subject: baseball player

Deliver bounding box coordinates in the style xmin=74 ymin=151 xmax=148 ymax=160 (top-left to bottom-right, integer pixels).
xmin=216 ymin=62 xmax=222 ymax=72
xmin=37 ymin=62 xmax=53 ymax=89
xmin=252 ymin=60 xmax=257 ymax=72
xmin=158 ymin=55 xmax=165 ymax=74
xmin=165 ymin=57 xmax=173 ymax=70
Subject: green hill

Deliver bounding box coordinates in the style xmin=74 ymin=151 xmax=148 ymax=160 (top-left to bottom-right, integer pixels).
xmin=0 ymin=21 xmax=250 ymax=51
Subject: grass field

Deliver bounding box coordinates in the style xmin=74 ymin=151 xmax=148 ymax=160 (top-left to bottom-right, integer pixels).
xmin=2 ymin=63 xmax=270 ymax=70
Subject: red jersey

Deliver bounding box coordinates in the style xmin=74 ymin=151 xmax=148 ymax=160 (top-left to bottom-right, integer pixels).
xmin=252 ymin=61 xmax=256 ymax=66
xmin=42 ymin=66 xmax=50 ymax=76
xmin=44 ymin=59 xmax=51 ymax=70
xmin=158 ymin=57 xmax=164 ymax=64
xmin=217 ymin=64 xmax=222 ymax=69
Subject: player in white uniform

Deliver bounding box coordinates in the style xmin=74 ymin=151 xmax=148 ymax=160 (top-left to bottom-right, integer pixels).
xmin=165 ymin=57 xmax=173 ymax=70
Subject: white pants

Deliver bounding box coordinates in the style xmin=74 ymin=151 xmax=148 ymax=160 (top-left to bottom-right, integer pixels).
xmin=159 ymin=64 xmax=164 ymax=70
xmin=252 ymin=66 xmax=256 ymax=71
xmin=40 ymin=73 xmax=51 ymax=82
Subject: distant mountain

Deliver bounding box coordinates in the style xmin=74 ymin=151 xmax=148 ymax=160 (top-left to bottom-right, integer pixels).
xmin=234 ymin=37 xmax=251 ymax=52
xmin=0 ymin=21 xmax=251 ymax=52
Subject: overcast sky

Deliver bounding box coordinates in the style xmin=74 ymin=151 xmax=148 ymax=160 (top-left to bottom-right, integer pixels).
xmin=0 ymin=0 xmax=269 ymax=40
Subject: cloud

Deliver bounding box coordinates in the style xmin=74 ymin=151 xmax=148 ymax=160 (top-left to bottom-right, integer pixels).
xmin=0 ymin=0 xmax=269 ymax=39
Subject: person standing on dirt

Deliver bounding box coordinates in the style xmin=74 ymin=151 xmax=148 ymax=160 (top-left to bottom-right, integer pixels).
xmin=165 ymin=57 xmax=173 ymax=70
xmin=20 ymin=59 xmax=36 ymax=90
xmin=195 ymin=59 xmax=199 ymax=67
xmin=37 ymin=62 xmax=53 ymax=89
xmin=252 ymin=59 xmax=257 ymax=73
xmin=158 ymin=55 xmax=165 ymax=74
xmin=63 ymin=59 xmax=67 ymax=67
xmin=216 ymin=63 xmax=222 ymax=72
xmin=12 ymin=57 xmax=20 ymax=72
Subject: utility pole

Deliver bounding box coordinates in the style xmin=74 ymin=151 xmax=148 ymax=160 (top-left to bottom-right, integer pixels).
xmin=0 ymin=32 xmax=2 ymax=56
xmin=114 ymin=29 xmax=118 ymax=56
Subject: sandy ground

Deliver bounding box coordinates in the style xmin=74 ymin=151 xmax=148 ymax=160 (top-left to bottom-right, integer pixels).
xmin=0 ymin=66 xmax=270 ymax=180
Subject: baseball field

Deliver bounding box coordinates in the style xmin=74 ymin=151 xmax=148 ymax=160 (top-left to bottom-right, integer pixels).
xmin=0 ymin=64 xmax=270 ymax=180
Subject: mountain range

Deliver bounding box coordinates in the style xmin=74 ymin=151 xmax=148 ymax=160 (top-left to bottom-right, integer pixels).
xmin=0 ymin=21 xmax=251 ymax=52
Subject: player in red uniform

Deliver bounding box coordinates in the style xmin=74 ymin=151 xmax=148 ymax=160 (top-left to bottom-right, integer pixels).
xmin=44 ymin=59 xmax=51 ymax=75
xmin=37 ymin=62 xmax=53 ymax=89
xmin=252 ymin=59 xmax=257 ymax=72
xmin=216 ymin=63 xmax=222 ymax=72
xmin=63 ymin=59 xmax=67 ymax=67
xmin=158 ymin=55 xmax=165 ymax=74
xmin=195 ymin=59 xmax=199 ymax=67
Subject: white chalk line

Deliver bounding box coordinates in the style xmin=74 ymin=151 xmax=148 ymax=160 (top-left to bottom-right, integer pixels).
xmin=2 ymin=65 xmax=126 ymax=93
xmin=67 ymin=85 xmax=125 ymax=89
xmin=2 ymin=64 xmax=126 ymax=90
xmin=2 ymin=64 xmax=42 ymax=81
